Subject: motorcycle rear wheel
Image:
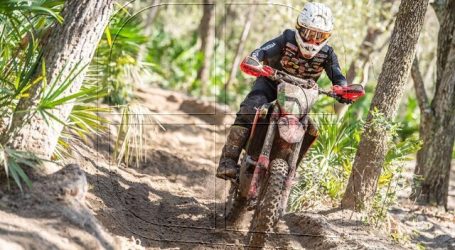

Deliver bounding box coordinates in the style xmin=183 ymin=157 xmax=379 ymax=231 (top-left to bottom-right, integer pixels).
xmin=225 ymin=187 xmax=247 ymax=227
xmin=247 ymin=158 xmax=288 ymax=249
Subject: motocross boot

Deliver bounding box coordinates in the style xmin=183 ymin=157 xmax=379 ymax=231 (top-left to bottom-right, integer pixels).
xmin=216 ymin=125 xmax=250 ymax=180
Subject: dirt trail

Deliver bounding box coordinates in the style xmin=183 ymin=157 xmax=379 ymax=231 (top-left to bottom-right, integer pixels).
xmin=78 ymin=87 xmax=403 ymax=249
xmin=3 ymin=86 xmax=450 ymax=249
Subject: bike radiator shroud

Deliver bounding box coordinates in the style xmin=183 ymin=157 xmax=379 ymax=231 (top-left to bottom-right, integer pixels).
xmin=276 ymin=83 xmax=318 ymax=143
xmin=246 ymin=82 xmax=318 ymax=159
xmin=276 ymin=82 xmax=318 ymax=118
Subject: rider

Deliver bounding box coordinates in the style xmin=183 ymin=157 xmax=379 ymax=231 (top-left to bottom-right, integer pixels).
xmin=216 ymin=2 xmax=350 ymax=180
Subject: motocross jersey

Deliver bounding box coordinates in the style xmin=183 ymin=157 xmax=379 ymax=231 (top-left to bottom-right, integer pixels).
xmin=251 ymin=29 xmax=347 ymax=86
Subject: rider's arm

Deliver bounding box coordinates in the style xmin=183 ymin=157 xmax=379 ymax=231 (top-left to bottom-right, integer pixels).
xmin=324 ymin=47 xmax=348 ymax=86
xmin=250 ymin=30 xmax=288 ymax=62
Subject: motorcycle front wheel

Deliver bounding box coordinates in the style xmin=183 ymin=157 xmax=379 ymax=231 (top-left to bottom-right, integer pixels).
xmin=247 ymin=158 xmax=288 ymax=249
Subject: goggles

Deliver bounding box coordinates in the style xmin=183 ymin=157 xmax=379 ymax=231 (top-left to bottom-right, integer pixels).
xmin=297 ymin=26 xmax=331 ymax=45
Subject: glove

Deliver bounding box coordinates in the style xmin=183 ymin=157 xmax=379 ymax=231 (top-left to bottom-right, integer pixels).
xmin=240 ymin=57 xmax=274 ymax=77
xmin=336 ymin=96 xmax=353 ymax=104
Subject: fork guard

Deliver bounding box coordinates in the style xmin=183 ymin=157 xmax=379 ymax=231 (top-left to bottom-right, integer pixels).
xmin=278 ymin=115 xmax=305 ymax=143
xmin=247 ymin=107 xmax=279 ymax=200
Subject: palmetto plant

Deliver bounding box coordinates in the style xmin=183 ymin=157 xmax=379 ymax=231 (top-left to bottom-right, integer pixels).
xmin=114 ymin=104 xmax=163 ymax=168
xmin=289 ymin=115 xmax=360 ymax=210
xmin=87 ymin=8 xmax=149 ymax=105
xmin=0 ymin=0 xmax=62 ymax=189
xmin=0 ymin=0 xmax=112 ymax=190
xmin=289 ymin=112 xmax=421 ymax=216
xmin=0 ymin=1 xmax=164 ymax=190
xmin=87 ymin=6 xmax=165 ymax=166
xmin=0 ymin=145 xmax=42 ymax=192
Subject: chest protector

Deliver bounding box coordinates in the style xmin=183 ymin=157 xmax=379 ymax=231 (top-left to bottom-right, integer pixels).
xmin=279 ymin=42 xmax=328 ymax=81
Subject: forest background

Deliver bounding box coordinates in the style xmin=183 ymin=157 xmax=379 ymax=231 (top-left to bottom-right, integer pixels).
xmin=0 ymin=0 xmax=454 ymax=248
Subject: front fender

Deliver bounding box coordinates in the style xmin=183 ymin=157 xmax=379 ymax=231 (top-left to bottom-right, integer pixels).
xmin=277 ymin=115 xmax=304 ymax=144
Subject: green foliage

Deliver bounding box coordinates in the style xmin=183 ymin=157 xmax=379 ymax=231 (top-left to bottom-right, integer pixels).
xmin=89 ymin=9 xmax=149 ymax=105
xmin=29 ymin=62 xmax=110 ymax=161
xmin=0 ymin=145 xmax=40 ymax=192
xmin=114 ymin=104 xmax=163 ymax=167
xmin=365 ymin=108 xmax=399 ymax=152
xmin=0 ymin=0 xmax=62 ymax=189
xmin=0 ymin=0 xmax=111 ymax=189
xmin=146 ymin=24 xmax=204 ymax=92
xmin=396 ymin=95 xmax=420 ymax=140
xmin=309 ymin=74 xmax=339 ymax=113
xmin=369 ymin=127 xmax=422 ymax=224
xmin=289 ymin=115 xmax=361 ymax=210
xmin=416 ymin=243 xmax=426 ymax=250
xmin=289 ymin=110 xmax=421 ymax=216
xmin=54 ymin=83 xmax=110 ymax=160
xmin=0 ymin=0 xmax=63 ymax=22
xmin=346 ymin=82 xmax=375 ymax=119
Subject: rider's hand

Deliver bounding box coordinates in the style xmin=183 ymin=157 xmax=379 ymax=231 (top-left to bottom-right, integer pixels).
xmin=240 ymin=56 xmax=274 ymax=77
xmin=262 ymin=65 xmax=274 ymax=76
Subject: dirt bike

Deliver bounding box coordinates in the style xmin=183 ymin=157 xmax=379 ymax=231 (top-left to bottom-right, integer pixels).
xmin=224 ymin=57 xmax=365 ymax=248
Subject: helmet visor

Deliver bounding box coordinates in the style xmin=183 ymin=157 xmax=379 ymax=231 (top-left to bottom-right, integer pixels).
xmin=298 ymin=27 xmax=331 ymax=45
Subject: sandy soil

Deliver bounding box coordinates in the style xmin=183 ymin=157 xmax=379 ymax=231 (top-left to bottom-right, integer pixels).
xmin=392 ymin=161 xmax=455 ymax=249
xmin=0 ymin=86 xmax=453 ymax=249
xmin=80 ymin=87 xmax=403 ymax=249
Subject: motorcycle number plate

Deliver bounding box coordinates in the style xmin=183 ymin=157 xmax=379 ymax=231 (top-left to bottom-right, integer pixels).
xmin=278 ymin=115 xmax=304 ymax=144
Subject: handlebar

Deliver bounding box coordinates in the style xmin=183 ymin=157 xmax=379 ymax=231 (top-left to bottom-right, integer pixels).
xmin=240 ymin=56 xmax=365 ymax=103
xmin=271 ymin=69 xmax=316 ymax=89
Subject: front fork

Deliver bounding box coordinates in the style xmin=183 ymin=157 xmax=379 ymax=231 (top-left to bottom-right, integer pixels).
xmin=247 ymin=106 xmax=279 ymax=203
xmin=247 ymin=111 xmax=306 ymax=214
xmin=280 ymin=116 xmax=308 ymax=213
xmin=280 ymin=137 xmax=303 ymax=214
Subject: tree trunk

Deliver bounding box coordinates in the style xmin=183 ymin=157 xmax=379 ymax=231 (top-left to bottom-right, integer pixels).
xmin=215 ymin=4 xmax=236 ymax=40
xmin=196 ymin=0 xmax=215 ymax=96
xmin=224 ymin=4 xmax=256 ymax=89
xmin=341 ymin=0 xmax=429 ymax=211
xmin=336 ymin=0 xmax=396 ymax=116
xmin=345 ymin=0 xmax=397 ymax=84
xmin=345 ymin=27 xmax=388 ymax=84
xmin=412 ymin=0 xmax=455 ymax=209
xmin=411 ymin=57 xmax=430 ymax=114
xmin=435 ymin=0 xmax=455 ymax=86
xmin=424 ymin=56 xmax=436 ymax=84
xmin=334 ymin=27 xmax=383 ymax=116
xmin=1 ymin=0 xmax=114 ymax=160
xmin=217 ymin=4 xmax=239 ymax=51
xmin=137 ymin=0 xmax=161 ymax=63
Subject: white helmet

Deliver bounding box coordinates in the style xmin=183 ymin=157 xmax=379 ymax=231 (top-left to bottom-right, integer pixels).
xmin=295 ymin=3 xmax=333 ymax=59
